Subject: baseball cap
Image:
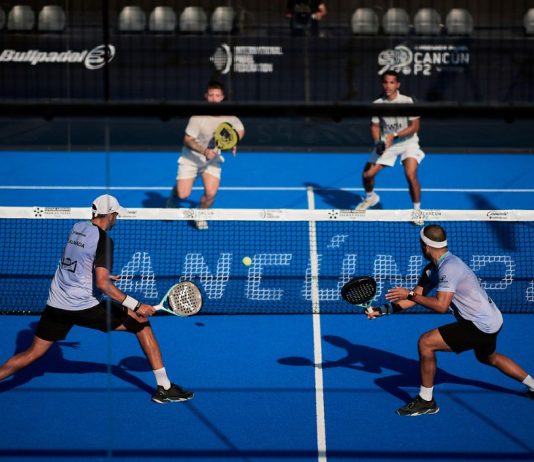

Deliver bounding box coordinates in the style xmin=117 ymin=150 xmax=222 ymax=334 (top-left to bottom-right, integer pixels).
xmin=91 ymin=194 xmax=128 ymax=216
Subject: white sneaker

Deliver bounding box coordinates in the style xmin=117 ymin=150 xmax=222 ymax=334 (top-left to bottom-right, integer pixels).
xmin=194 ymin=220 xmax=209 ymax=230
xmin=411 ymin=209 xmax=424 ymax=226
xmin=355 ymin=194 xmax=380 ymax=210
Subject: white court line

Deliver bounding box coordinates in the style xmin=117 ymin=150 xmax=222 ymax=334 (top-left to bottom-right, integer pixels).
xmin=307 ymin=186 xmax=327 ymax=462
xmin=1 ymin=186 xmax=534 ymax=193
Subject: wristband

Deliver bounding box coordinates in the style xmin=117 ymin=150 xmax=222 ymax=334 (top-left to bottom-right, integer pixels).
xmin=123 ymin=295 xmax=141 ymax=312
xmin=393 ymin=132 xmax=399 ymax=139
xmin=407 ymin=290 xmax=415 ymax=301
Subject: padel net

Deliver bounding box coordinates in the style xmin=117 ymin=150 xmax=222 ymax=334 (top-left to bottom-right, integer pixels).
xmin=1 ymin=207 xmax=533 ymax=314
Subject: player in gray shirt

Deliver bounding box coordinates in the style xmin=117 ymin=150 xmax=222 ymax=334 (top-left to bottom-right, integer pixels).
xmin=0 ymin=195 xmax=193 ymax=404
xmin=369 ymin=224 xmax=534 ymax=415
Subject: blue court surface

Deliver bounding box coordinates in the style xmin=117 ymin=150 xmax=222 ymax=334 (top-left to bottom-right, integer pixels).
xmin=1 ymin=149 xmax=534 ymax=462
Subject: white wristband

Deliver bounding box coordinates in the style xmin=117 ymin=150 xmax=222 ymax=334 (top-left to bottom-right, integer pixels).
xmin=123 ymin=295 xmax=141 ymax=312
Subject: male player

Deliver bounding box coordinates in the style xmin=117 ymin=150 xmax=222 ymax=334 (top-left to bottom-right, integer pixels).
xmin=166 ymin=81 xmax=245 ymax=230
xmin=369 ymin=224 xmax=534 ymax=416
xmin=356 ymin=70 xmax=425 ymax=222
xmin=0 ymin=194 xmax=193 ymax=404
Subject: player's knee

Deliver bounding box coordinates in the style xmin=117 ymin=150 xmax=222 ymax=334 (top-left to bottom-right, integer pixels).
xmin=177 ymin=189 xmax=191 ymax=200
xmin=475 ymin=350 xmax=496 ymax=365
xmin=204 ymin=191 xmax=217 ymax=202
xmin=417 ymin=332 xmax=434 ymax=354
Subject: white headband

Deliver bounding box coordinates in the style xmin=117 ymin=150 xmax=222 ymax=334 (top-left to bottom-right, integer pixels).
xmin=420 ymin=227 xmax=448 ymax=248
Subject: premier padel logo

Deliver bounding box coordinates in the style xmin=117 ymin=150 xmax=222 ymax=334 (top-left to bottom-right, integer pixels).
xmin=0 ymin=44 xmax=115 ymax=70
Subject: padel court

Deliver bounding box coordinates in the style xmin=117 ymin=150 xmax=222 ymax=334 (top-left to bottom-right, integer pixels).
xmin=1 ymin=149 xmax=533 ymax=462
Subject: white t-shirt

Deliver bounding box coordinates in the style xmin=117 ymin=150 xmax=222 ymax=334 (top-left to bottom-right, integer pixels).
xmin=181 ymin=115 xmax=244 ymax=163
xmin=371 ymin=93 xmax=420 ymax=145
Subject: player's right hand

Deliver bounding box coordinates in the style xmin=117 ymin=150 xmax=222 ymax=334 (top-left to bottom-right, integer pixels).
xmin=135 ymin=303 xmax=156 ymax=318
xmin=365 ymin=306 xmax=383 ymax=320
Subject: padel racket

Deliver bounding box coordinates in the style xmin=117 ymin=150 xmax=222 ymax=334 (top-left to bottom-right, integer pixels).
xmin=341 ymin=276 xmax=377 ymax=313
xmin=213 ymin=121 xmax=240 ymax=151
xmin=155 ymin=281 xmax=203 ymax=317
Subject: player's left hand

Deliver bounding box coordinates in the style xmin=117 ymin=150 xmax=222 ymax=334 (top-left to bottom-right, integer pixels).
xmin=385 ymin=288 xmax=410 ymax=303
xmin=384 ymin=133 xmax=395 ymax=148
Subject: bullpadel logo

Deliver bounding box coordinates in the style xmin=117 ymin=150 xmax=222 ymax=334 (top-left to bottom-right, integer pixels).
xmin=0 ymin=44 xmax=115 ymax=70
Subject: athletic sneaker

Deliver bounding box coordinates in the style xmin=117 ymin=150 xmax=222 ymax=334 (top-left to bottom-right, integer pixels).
xmin=396 ymin=395 xmax=439 ymax=416
xmin=152 ymin=383 xmax=194 ymax=404
xmin=526 ymin=389 xmax=534 ymax=400
xmin=195 ymin=220 xmax=209 ymax=230
xmin=355 ymin=193 xmax=380 ymax=210
xmin=411 ymin=209 xmax=424 ymax=226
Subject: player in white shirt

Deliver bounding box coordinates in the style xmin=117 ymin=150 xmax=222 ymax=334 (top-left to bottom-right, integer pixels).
xmin=0 ymin=195 xmax=193 ymax=404
xmin=356 ymin=70 xmax=425 ymax=221
xmin=368 ymin=224 xmax=534 ymax=415
xmin=166 ymin=81 xmax=245 ymax=230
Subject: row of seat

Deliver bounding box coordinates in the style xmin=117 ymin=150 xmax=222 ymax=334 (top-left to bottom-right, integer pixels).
xmin=352 ymin=7 xmax=471 ymax=36
xmin=3 ymin=5 xmax=534 ymax=36
xmin=353 ymin=7 xmax=534 ymax=36
xmin=118 ymin=6 xmax=235 ymax=33
xmin=0 ymin=5 xmax=235 ymax=33
xmin=0 ymin=5 xmax=66 ymax=32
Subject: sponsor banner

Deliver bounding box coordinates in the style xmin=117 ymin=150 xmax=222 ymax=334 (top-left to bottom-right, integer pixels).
xmin=0 ymin=35 xmax=532 ymax=102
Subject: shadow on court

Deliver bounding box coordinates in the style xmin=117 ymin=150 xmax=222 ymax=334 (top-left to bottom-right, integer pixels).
xmin=0 ymin=322 xmax=153 ymax=395
xmin=142 ymin=191 xmax=199 ymax=209
xmin=278 ymin=335 xmax=519 ymax=403
xmin=305 ymin=182 xmax=361 ymax=209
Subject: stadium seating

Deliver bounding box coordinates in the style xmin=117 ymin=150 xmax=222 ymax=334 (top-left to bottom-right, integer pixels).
xmin=524 ymin=9 xmax=534 ymax=35
xmin=7 ymin=5 xmax=35 ymax=31
xmin=149 ymin=6 xmax=176 ymax=32
xmin=210 ymin=6 xmax=235 ymax=33
xmin=179 ymin=6 xmax=208 ymax=33
xmin=118 ymin=6 xmax=146 ymax=32
xmin=445 ymin=8 xmax=473 ymax=35
xmin=351 ymin=8 xmax=379 ymax=35
xmin=382 ymin=8 xmax=410 ymax=35
xmin=414 ymin=8 xmax=441 ymax=35
xmin=38 ymin=5 xmax=66 ymax=32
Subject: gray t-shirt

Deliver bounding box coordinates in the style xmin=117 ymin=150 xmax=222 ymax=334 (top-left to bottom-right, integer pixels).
xmin=418 ymin=252 xmax=503 ymax=333
xmin=47 ymin=221 xmax=113 ymax=310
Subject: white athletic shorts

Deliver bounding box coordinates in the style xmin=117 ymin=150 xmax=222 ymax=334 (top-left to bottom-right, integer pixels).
xmin=368 ymin=141 xmax=425 ymax=167
xmin=177 ymin=155 xmax=223 ymax=180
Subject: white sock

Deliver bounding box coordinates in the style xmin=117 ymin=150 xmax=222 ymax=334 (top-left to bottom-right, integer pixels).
xmin=413 ymin=202 xmax=421 ymax=210
xmin=419 ymin=385 xmax=433 ymax=401
xmin=366 ymin=191 xmax=376 ymax=199
xmin=522 ymin=374 xmax=534 ymax=391
xmin=153 ymin=367 xmax=171 ymax=390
